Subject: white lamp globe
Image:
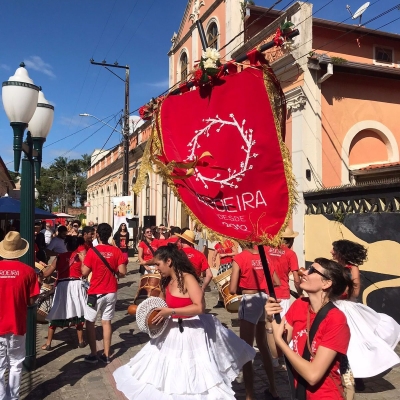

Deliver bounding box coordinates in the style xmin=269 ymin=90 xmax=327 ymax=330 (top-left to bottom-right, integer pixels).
xmin=28 ymin=90 xmax=54 ymax=139
xmin=2 ymin=62 xmax=40 ymax=124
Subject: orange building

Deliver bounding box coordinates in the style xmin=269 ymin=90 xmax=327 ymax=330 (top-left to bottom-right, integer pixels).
xmin=87 ymin=1 xmax=400 ymax=302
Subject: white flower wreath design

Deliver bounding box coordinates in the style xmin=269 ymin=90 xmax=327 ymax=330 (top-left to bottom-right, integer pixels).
xmin=186 ymin=114 xmax=258 ymax=189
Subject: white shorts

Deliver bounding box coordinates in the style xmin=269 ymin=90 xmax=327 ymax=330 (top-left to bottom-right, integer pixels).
xmin=278 ymin=298 xmax=291 ymax=317
xmin=84 ymin=292 xmax=117 ymax=322
xmin=238 ymin=292 xmax=268 ymax=325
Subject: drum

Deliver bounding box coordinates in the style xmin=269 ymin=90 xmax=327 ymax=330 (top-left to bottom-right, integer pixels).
xmin=220 ymin=281 xmax=242 ymax=313
xmin=37 ymin=284 xmax=55 ymax=324
xmin=212 ymin=268 xmax=232 ymax=292
xmin=134 ymin=273 xmax=162 ymax=305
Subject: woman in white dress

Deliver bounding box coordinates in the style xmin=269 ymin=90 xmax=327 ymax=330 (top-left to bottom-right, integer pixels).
xmin=113 ymin=243 xmax=256 ymax=400
xmin=331 ymin=240 xmax=400 ymax=389
xmin=41 ymin=236 xmax=87 ymax=350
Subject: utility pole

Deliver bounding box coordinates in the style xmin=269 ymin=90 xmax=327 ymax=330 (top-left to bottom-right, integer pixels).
xmin=90 ymin=59 xmax=130 ymax=196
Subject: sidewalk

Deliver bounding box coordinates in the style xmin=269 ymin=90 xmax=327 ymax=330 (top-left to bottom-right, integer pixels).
xmin=20 ymin=260 xmax=400 ymax=399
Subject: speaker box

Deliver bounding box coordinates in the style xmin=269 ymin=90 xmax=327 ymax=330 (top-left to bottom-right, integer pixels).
xmin=143 ymin=215 xmax=156 ymax=228
xmin=127 ymin=217 xmax=139 ymax=229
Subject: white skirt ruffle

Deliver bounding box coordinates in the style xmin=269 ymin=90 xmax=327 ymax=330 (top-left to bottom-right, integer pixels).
xmin=334 ymin=300 xmax=400 ymax=378
xmin=46 ymin=280 xmax=87 ymax=321
xmin=113 ymin=314 xmax=256 ymax=399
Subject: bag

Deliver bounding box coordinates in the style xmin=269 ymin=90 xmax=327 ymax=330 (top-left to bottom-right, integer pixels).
xmin=87 ymin=294 xmax=98 ymax=308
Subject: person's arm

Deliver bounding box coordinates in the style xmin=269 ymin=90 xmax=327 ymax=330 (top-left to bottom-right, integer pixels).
xmin=81 ymin=263 xmax=91 ymax=277
xmin=117 ymin=263 xmax=127 ymax=278
xmin=152 ymin=274 xmax=205 ymax=324
xmin=229 ymin=260 xmax=240 ymax=294
xmin=137 ymin=246 xmax=146 ymax=265
xmin=201 ymin=268 xmax=213 ymax=292
xmin=292 ymin=270 xmax=303 ymax=296
xmin=350 ymin=265 xmax=360 ymax=300
xmin=272 ymin=270 xmax=281 ymax=287
xmin=43 ymin=256 xmax=57 ymax=278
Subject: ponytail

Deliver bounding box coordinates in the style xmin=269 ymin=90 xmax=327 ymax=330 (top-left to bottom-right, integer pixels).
xmin=314 ymin=257 xmax=354 ymax=301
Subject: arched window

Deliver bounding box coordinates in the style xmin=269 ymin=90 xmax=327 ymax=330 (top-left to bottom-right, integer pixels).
xmin=145 ymin=175 xmax=150 ymax=216
xmin=207 ymin=22 xmax=219 ymax=50
xmin=162 ymin=181 xmax=168 ymax=226
xmin=180 ymin=52 xmax=188 ymax=82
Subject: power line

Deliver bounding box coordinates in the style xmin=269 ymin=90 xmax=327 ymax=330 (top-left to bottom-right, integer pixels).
xmin=116 ymin=0 xmax=157 ymax=61
xmin=104 ymin=0 xmax=139 ymax=60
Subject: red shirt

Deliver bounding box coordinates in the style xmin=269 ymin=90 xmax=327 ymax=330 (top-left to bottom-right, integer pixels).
xmin=234 ymin=251 xmax=275 ymax=293
xmin=285 ymin=298 xmax=350 ymax=400
xmin=138 ymin=240 xmax=158 ymax=261
xmin=0 ymin=260 xmax=40 ymax=336
xmin=265 ymin=245 xmax=299 ymax=299
xmin=182 ymin=247 xmax=209 ymax=276
xmin=84 ymin=244 xmax=125 ymax=294
xmin=56 ymin=250 xmax=82 ymax=280
xmin=215 ymin=239 xmax=235 ymax=264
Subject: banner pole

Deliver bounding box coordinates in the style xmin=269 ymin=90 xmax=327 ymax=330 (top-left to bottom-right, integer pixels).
xmin=258 ymin=245 xmax=296 ymax=399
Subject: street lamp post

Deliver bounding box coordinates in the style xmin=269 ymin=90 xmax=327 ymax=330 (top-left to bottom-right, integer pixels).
xmin=2 ymin=62 xmax=54 ymax=371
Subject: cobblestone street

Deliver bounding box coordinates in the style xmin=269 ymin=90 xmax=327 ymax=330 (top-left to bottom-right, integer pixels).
xmin=19 ymin=260 xmax=400 ymax=400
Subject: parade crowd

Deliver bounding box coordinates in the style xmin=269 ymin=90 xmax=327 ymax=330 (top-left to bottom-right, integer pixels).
xmin=0 ymin=219 xmax=399 ymax=400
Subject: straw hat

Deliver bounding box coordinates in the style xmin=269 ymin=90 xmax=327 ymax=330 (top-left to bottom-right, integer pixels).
xmin=175 ymin=230 xmax=196 ymax=245
xmin=0 ymin=231 xmax=29 ymax=259
xmin=136 ymin=297 xmax=170 ymax=338
xmin=280 ymin=226 xmax=299 ymax=238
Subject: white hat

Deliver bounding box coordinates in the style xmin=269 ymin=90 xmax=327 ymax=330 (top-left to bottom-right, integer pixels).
xmin=136 ymin=297 xmax=170 ymax=338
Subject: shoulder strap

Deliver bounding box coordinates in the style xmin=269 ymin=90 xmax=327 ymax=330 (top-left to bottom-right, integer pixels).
xmin=142 ymin=239 xmax=155 ymax=256
xmin=296 ymin=302 xmax=336 ymax=400
xmin=92 ymin=247 xmax=118 ymax=279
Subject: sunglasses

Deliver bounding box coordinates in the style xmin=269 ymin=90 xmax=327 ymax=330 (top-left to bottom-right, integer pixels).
xmin=145 ymin=231 xmax=151 ymax=234
xmin=307 ymin=265 xmax=330 ymax=280
xmin=73 ymin=225 xmax=79 ymax=228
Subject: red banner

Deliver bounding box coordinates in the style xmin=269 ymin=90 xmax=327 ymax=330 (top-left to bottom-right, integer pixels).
xmin=150 ymin=66 xmax=295 ymax=244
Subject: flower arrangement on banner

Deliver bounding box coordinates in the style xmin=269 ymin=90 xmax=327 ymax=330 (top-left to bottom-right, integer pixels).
xmin=193 ymin=47 xmax=222 ymax=85
xmin=274 ymin=21 xmax=296 ymax=51
xmin=139 ymin=96 xmax=165 ymax=121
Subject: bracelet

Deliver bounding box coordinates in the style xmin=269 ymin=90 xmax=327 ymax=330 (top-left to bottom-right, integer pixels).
xmin=266 ymin=328 xmax=273 ymax=334
xmin=171 ymin=309 xmax=176 ymax=316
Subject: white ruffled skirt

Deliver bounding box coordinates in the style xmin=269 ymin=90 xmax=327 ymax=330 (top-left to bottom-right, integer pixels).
xmin=334 ymin=300 xmax=400 ymax=378
xmin=46 ymin=280 xmax=87 ymax=321
xmin=113 ymin=314 xmax=256 ymax=399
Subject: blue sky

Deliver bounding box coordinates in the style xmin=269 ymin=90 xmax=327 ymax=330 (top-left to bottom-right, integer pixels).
xmin=1 ymin=0 xmax=399 ymax=170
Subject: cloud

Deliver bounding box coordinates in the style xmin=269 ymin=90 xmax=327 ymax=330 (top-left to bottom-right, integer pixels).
xmin=145 ymin=79 xmax=169 ymax=88
xmin=0 ymin=64 xmax=10 ymax=71
xmin=23 ymin=56 xmax=55 ymax=79
xmin=59 ymin=116 xmax=89 ymax=128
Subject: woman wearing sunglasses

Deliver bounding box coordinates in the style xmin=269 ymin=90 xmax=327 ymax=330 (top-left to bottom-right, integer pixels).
xmin=266 ymin=258 xmax=352 ymax=400
xmin=137 ymin=227 xmax=159 ymax=274
xmin=331 ymin=240 xmax=400 ymax=391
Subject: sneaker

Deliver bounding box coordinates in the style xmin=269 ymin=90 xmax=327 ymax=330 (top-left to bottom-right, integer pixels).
xmin=84 ymin=354 xmax=98 ymax=364
xmin=99 ymin=354 xmax=111 ymax=364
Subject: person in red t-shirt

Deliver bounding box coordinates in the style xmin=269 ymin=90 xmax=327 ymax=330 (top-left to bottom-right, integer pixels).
xmin=266 ymin=258 xmax=352 ymax=400
xmin=41 ymin=236 xmax=87 ymax=351
xmin=0 ymin=232 xmax=40 ymax=400
xmin=265 ymin=226 xmax=302 ymax=317
xmin=229 ymin=243 xmax=280 ymax=400
xmin=138 ymin=226 xmax=160 ymax=274
xmin=212 ymin=238 xmax=238 ymax=308
xmin=81 ymin=223 xmax=127 ymax=364
xmin=176 ymin=229 xmax=212 ymax=293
